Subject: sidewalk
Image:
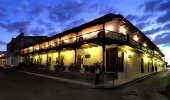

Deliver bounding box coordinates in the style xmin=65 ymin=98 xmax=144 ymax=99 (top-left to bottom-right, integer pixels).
xmin=17 ymin=70 xmax=157 ymax=89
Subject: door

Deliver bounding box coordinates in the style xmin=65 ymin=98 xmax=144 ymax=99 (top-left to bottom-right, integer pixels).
xmin=106 ymin=49 xmax=118 ymax=79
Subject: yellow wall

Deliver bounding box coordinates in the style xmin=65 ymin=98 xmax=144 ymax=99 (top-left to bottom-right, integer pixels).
xmin=77 ymin=46 xmax=103 ymax=66
xmin=40 ymin=54 xmax=47 ymax=64
xmin=48 ymin=52 xmax=58 ymax=70
xmin=124 ymin=50 xmax=141 ymax=77
xmin=61 ymin=50 xmax=75 ymax=66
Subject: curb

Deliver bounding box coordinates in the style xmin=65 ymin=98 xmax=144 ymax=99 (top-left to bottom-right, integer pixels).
xmin=16 ymin=70 xmax=157 ymax=89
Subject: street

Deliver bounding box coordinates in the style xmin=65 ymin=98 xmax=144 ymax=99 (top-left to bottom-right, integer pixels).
xmin=0 ymin=67 xmax=170 ymax=100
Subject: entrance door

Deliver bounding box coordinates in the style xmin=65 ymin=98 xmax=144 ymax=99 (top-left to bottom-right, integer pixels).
xmin=106 ymin=49 xmax=118 ymax=79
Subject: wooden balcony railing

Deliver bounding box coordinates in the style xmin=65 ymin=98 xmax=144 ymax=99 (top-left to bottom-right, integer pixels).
xmin=105 ymin=31 xmax=127 ymax=42
xmin=20 ymin=29 xmax=163 ymax=61
xmin=129 ymin=38 xmax=140 ymax=49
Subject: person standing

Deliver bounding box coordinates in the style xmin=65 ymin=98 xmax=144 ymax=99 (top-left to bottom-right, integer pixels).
xmin=155 ymin=66 xmax=158 ymax=72
xmin=95 ymin=67 xmax=100 ymax=85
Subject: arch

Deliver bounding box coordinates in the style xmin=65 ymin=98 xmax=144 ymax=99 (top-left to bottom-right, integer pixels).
xmin=79 ymin=37 xmax=83 ymax=42
xmin=97 ymin=31 xmax=105 ymax=38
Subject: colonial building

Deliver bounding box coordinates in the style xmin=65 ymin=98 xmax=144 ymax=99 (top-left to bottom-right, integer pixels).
xmin=20 ymin=13 xmax=166 ymax=83
xmin=6 ymin=33 xmax=48 ymax=66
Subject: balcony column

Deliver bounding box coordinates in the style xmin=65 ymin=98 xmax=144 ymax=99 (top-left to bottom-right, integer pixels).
xmin=151 ymin=58 xmax=154 ymax=72
xmin=74 ymin=32 xmax=78 ymax=68
xmin=33 ymin=46 xmax=34 ymax=52
xmin=102 ymin=23 xmax=105 ymax=72
xmin=38 ymin=54 xmax=41 ymax=65
xmin=46 ymin=53 xmax=48 ymax=65
xmin=102 ymin=45 xmax=105 ymax=72
xmin=127 ymin=34 xmax=130 ymax=44
xmin=58 ymin=51 xmax=60 ymax=68
xmin=74 ymin=48 xmax=77 ymax=68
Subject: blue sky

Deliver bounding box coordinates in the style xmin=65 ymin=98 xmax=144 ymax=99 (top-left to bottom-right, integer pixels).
xmin=0 ymin=0 xmax=170 ymax=64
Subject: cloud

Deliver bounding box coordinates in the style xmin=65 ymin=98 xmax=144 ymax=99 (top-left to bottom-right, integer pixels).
xmin=0 ymin=40 xmax=7 ymax=45
xmin=156 ymin=10 xmax=170 ymax=23
xmin=46 ymin=0 xmax=86 ymax=23
xmin=29 ymin=27 xmax=46 ymax=36
xmin=153 ymin=32 xmax=170 ymax=45
xmin=62 ymin=18 xmax=86 ymax=31
xmin=136 ymin=22 xmax=148 ymax=30
xmin=143 ymin=27 xmax=162 ymax=35
xmin=22 ymin=0 xmax=30 ymax=6
xmin=140 ymin=0 xmax=162 ymax=13
xmin=0 ymin=21 xmax=32 ymax=34
xmin=48 ymin=31 xmax=57 ymax=37
xmin=140 ymin=0 xmax=170 ymax=23
xmin=156 ymin=0 xmax=170 ymax=11
xmin=30 ymin=5 xmax=46 ymax=15
xmin=126 ymin=14 xmax=139 ymax=22
xmin=162 ymin=22 xmax=170 ymax=30
xmin=137 ymin=14 xmax=154 ymax=22
xmin=0 ymin=6 xmax=6 ymax=18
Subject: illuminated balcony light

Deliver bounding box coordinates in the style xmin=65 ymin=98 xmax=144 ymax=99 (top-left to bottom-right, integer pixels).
xmin=61 ymin=52 xmax=64 ymax=55
xmin=64 ymin=39 xmax=68 ymax=42
xmin=126 ymin=50 xmax=133 ymax=58
xmin=134 ymin=35 xmax=139 ymax=41
xmin=120 ymin=26 xmax=126 ymax=35
xmin=143 ymin=42 xmax=147 ymax=47
xmin=46 ymin=44 xmax=48 ymax=47
xmin=73 ymin=37 xmax=76 ymax=41
xmin=105 ymin=26 xmax=113 ymax=32
xmin=50 ymin=42 xmax=55 ymax=46
xmin=91 ymin=31 xmax=97 ymax=37
xmin=29 ymin=47 xmax=33 ymax=50
xmin=83 ymin=34 xmax=89 ymax=39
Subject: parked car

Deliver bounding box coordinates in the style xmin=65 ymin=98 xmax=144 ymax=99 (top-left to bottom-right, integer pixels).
xmin=3 ymin=65 xmax=14 ymax=70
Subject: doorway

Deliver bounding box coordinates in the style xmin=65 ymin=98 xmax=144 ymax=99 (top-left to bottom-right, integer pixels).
xmin=106 ymin=48 xmax=118 ymax=79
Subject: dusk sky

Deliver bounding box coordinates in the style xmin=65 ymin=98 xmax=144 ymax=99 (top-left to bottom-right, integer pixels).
xmin=0 ymin=0 xmax=170 ymax=64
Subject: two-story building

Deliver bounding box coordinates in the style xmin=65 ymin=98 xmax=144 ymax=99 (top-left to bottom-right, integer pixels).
xmin=20 ymin=13 xmax=166 ymax=83
xmin=6 ymin=33 xmax=48 ymax=66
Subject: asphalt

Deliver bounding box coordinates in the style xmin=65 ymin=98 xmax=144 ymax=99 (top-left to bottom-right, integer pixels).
xmin=16 ymin=70 xmax=157 ymax=89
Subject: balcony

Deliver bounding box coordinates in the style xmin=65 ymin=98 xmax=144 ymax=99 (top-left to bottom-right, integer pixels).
xmin=128 ymin=37 xmax=163 ymax=60
xmin=105 ymin=31 xmax=127 ymax=42
xmin=20 ymin=29 xmax=163 ymax=61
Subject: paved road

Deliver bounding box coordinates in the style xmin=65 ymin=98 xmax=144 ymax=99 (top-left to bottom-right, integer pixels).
xmin=0 ymin=68 xmax=170 ymax=100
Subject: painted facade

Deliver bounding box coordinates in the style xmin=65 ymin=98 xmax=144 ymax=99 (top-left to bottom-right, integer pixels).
xmin=20 ymin=13 xmax=166 ymax=82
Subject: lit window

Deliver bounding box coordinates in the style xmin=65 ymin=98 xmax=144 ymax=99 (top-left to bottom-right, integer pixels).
xmin=134 ymin=35 xmax=139 ymax=41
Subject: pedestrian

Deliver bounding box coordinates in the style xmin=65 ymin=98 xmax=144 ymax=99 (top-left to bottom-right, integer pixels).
xmin=155 ymin=66 xmax=158 ymax=72
xmin=95 ymin=67 xmax=100 ymax=85
xmin=152 ymin=66 xmax=154 ymax=72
